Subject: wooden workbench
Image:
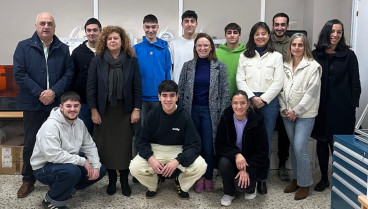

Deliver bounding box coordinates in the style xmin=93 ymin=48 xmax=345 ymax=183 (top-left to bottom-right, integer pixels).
xmin=0 ymin=111 xmax=23 ymax=118
xmin=359 ymin=195 xmax=368 ymax=209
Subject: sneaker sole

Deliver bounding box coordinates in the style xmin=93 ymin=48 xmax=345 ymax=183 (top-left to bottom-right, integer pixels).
xmin=221 ymin=202 xmax=232 ymax=206
xmin=145 ymin=194 xmax=157 ymax=199
xmin=178 ymin=195 xmax=190 ymax=200
xmin=244 ymin=193 xmax=257 ymax=200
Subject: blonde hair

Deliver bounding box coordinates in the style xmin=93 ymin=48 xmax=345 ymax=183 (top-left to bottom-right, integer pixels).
xmin=96 ymin=25 xmax=135 ymax=57
xmin=285 ymin=33 xmax=314 ymax=63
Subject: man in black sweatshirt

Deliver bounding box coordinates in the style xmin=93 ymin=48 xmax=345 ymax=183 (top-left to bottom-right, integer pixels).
xmin=130 ymin=80 xmax=207 ymax=200
xmin=71 ymin=18 xmax=102 ymax=136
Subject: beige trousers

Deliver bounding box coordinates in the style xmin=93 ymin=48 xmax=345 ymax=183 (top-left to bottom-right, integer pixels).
xmin=129 ymin=144 xmax=207 ymax=192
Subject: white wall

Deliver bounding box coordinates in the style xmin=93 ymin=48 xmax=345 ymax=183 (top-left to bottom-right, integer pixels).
xmin=0 ymin=0 xmax=94 ymax=64
xmin=0 ymin=0 xmax=353 ymax=64
xmin=352 ymin=0 xmax=368 ymax=128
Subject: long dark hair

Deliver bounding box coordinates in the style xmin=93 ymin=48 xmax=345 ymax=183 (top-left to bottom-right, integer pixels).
xmin=244 ymin=22 xmax=274 ymax=58
xmin=315 ymin=19 xmax=350 ymax=52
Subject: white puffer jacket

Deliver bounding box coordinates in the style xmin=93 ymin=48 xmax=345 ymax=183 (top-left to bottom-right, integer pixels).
xmin=279 ymin=57 xmax=322 ymax=118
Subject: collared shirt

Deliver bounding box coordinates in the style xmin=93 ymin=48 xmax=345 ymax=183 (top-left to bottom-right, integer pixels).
xmin=41 ymin=39 xmax=53 ymax=89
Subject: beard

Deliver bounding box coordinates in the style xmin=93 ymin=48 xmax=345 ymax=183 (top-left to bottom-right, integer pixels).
xmin=274 ymin=31 xmax=286 ymax=38
xmin=62 ymin=111 xmax=78 ymax=121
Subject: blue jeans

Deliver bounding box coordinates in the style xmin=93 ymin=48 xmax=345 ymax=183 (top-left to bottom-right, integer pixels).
xmin=78 ymin=103 xmax=94 ymax=136
xmin=282 ymin=117 xmax=314 ymax=187
xmin=191 ymin=104 xmax=213 ymax=180
xmin=34 ymin=163 xmax=106 ymax=207
xmin=254 ymin=93 xmax=279 ymax=179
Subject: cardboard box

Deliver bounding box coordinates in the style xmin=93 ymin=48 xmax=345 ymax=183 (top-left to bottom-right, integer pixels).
xmin=0 ymin=145 xmax=23 ymax=174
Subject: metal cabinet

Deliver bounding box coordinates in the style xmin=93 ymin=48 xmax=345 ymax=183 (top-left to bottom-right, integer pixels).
xmin=331 ymin=135 xmax=368 ymax=209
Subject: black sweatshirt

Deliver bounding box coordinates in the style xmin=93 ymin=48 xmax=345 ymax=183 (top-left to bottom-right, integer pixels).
xmin=136 ymin=103 xmax=201 ymax=167
xmin=71 ymin=41 xmax=95 ymax=103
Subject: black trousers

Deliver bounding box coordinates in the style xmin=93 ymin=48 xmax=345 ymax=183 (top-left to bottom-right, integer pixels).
xmin=22 ymin=110 xmax=50 ymax=183
xmin=316 ymin=138 xmax=334 ymax=181
xmin=218 ymin=157 xmax=258 ymax=196
xmin=276 ymin=114 xmax=290 ymax=167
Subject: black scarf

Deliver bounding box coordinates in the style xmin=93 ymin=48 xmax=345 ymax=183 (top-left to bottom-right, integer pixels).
xmin=104 ymin=50 xmax=126 ymax=107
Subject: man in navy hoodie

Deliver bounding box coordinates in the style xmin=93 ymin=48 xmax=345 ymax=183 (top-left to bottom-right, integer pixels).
xmin=71 ymin=18 xmax=102 ymax=136
xmin=130 ymin=80 xmax=206 ymax=200
xmin=134 ymin=14 xmax=171 ymax=125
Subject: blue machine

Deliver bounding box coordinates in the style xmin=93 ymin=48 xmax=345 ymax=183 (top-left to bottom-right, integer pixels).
xmin=332 ymin=135 xmax=368 ymax=209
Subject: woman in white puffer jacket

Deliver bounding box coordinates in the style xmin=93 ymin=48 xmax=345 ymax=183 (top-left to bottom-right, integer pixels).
xmin=279 ymin=33 xmax=321 ymax=201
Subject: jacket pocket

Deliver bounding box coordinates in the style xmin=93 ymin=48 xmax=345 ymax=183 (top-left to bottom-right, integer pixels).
xmin=289 ymin=88 xmax=306 ymax=107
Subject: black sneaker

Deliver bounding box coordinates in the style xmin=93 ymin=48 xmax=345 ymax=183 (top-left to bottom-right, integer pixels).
xmin=314 ymin=180 xmax=330 ymax=192
xmin=42 ymin=199 xmax=69 ymax=209
xmin=257 ymin=181 xmax=267 ymax=195
xmin=278 ymin=165 xmax=290 ymax=181
xmin=145 ymin=190 xmax=157 ymax=199
xmin=174 ymin=177 xmax=189 ymax=200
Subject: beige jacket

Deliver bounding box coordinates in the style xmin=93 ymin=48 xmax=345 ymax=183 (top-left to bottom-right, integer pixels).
xmin=279 ymin=57 xmax=322 ymax=118
xmin=236 ymin=51 xmax=284 ymax=103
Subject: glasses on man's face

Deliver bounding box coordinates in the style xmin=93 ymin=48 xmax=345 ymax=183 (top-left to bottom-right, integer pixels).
xmin=195 ymin=44 xmax=210 ymax=49
xmin=39 ymin=21 xmax=54 ymax=27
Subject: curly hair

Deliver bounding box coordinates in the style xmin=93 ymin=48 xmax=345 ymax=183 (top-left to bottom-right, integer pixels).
xmin=96 ymin=25 xmax=135 ymax=57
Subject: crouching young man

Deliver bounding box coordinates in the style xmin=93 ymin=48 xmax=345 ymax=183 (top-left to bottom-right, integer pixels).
xmin=129 ymin=80 xmax=207 ymax=199
xmin=31 ymin=91 xmax=106 ymax=209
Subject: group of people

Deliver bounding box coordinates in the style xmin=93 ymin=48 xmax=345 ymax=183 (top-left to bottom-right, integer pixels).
xmin=12 ymin=9 xmax=361 ymax=209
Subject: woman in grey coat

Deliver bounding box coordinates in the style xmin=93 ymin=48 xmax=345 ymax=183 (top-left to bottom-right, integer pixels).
xmin=178 ymin=33 xmax=229 ymax=193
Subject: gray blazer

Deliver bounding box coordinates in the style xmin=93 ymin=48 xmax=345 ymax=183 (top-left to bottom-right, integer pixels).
xmin=178 ymin=59 xmax=229 ymax=140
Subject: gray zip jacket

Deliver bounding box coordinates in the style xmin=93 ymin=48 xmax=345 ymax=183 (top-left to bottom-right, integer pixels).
xmin=31 ymin=107 xmax=101 ymax=170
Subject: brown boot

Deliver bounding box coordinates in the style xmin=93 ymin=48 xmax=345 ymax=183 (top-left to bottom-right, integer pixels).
xmin=284 ymin=179 xmax=299 ymax=193
xmin=294 ymin=186 xmax=309 ymax=200
xmin=17 ymin=182 xmax=35 ymax=198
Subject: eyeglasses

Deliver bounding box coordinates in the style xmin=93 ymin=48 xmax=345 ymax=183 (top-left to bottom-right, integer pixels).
xmin=195 ymin=44 xmax=210 ymax=49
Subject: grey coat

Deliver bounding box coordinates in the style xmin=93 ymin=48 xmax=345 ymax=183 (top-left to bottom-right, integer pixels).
xmin=178 ymin=59 xmax=229 ymax=140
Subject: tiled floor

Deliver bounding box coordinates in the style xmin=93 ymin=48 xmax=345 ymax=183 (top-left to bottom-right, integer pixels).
xmin=0 ymin=169 xmax=331 ymax=209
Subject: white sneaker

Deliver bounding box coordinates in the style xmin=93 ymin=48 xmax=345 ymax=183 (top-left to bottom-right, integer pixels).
xmin=244 ymin=188 xmax=257 ymax=200
xmin=221 ymin=194 xmax=235 ymax=206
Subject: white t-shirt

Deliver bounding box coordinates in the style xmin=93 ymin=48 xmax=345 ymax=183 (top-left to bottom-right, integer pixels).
xmin=169 ymin=36 xmax=195 ymax=83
